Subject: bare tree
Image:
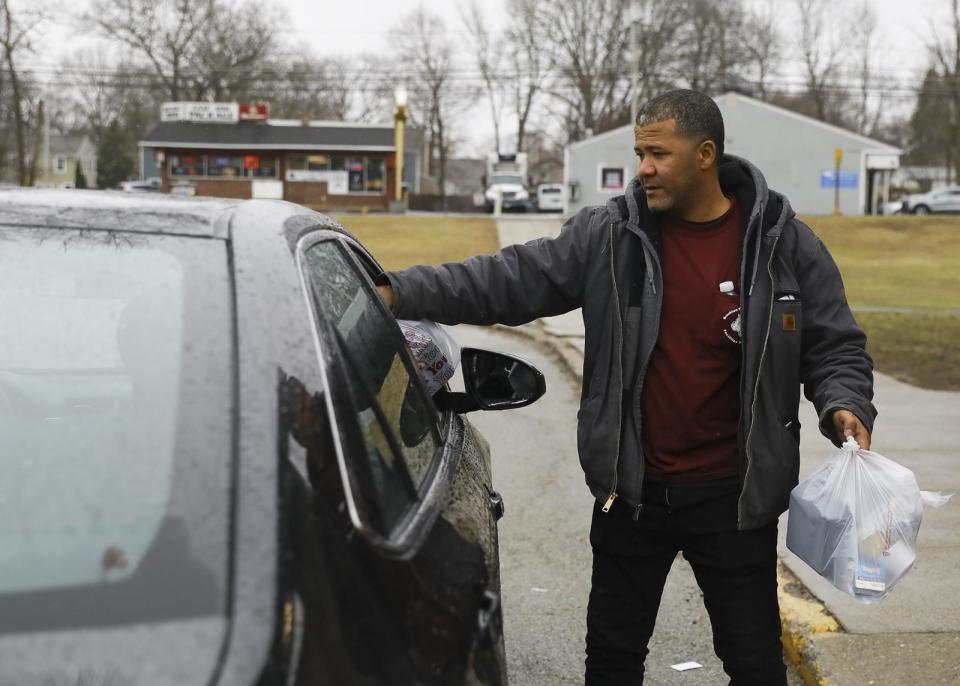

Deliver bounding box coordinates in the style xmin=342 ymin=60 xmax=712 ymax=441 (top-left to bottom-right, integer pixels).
xmin=191 ymin=0 xmax=282 ymax=101
xmin=0 ymin=0 xmax=45 ymax=185
xmin=628 ymin=0 xmax=688 ymax=114
xmin=392 ymin=7 xmax=459 ymax=200
xmin=850 ymin=1 xmax=887 ymax=136
xmin=671 ymin=0 xmax=750 ymax=93
xmin=262 ymin=56 xmax=352 ymax=121
xmin=461 ymin=0 xmax=505 ymax=153
xmin=348 ymin=54 xmax=398 ymax=123
xmin=49 ymin=48 xmax=158 ymax=136
xmin=740 ymin=0 xmax=781 ymax=99
xmin=86 ymin=0 xmax=283 ymax=102
xmin=504 ymin=0 xmax=549 ymax=153
xmin=794 ymin=0 xmax=845 ymax=123
xmin=542 ymin=0 xmax=632 ymax=141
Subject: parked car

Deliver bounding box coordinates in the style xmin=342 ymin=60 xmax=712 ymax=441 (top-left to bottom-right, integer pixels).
xmin=881 ymin=199 xmax=905 ymax=215
xmin=536 ymin=184 xmax=564 ymax=212
xmin=0 ymin=189 xmax=546 ymax=685
xmin=899 ymin=186 xmax=960 ymax=214
xmin=118 ymin=178 xmax=161 ymax=192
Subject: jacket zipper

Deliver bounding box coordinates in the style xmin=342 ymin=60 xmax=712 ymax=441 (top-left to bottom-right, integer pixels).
xmin=736 ymin=206 xmax=763 ymax=501
xmin=738 ymin=233 xmax=781 ymax=525
xmin=627 ymin=233 xmax=662 ymax=518
xmin=603 ymin=221 xmax=624 ymax=513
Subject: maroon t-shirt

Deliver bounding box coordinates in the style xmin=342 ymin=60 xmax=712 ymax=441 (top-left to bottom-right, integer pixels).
xmin=641 ymin=197 xmax=743 ymax=482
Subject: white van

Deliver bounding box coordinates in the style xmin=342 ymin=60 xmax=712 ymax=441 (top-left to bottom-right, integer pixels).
xmin=536 ymin=184 xmax=564 ymax=212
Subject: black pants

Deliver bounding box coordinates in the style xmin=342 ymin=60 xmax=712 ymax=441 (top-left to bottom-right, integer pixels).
xmin=585 ymin=479 xmax=787 ymax=686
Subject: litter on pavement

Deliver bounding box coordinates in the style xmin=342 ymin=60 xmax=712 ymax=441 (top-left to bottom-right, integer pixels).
xmin=670 ymin=661 xmax=703 ymax=671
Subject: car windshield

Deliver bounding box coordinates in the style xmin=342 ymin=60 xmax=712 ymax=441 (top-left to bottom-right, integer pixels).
xmin=492 ymin=175 xmax=523 ymax=185
xmin=0 ymin=226 xmax=233 ymax=634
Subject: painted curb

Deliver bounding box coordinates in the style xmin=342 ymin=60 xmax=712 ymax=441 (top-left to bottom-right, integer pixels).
xmin=496 ymin=321 xmax=841 ymax=685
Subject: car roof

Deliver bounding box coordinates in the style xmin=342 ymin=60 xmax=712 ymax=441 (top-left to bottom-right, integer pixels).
xmin=0 ymin=188 xmax=243 ymax=238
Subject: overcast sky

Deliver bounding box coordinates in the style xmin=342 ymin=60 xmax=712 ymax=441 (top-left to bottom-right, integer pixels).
xmin=279 ymin=0 xmax=945 ymax=154
xmin=32 ymin=0 xmax=952 ymax=155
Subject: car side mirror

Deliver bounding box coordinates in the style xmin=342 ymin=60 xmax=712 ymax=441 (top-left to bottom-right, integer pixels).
xmin=433 ymin=347 xmax=546 ymax=413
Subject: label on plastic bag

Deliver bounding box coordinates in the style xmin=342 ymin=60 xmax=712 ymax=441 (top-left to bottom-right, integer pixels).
xmin=854 ymin=565 xmax=887 ymax=593
xmin=397 ymin=320 xmax=460 ymax=395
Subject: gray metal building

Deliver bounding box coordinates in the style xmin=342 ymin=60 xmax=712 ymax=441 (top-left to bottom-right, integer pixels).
xmin=564 ymin=92 xmax=901 ymax=216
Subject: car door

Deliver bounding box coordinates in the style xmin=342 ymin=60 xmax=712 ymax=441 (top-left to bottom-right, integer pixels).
xmin=928 ymin=190 xmax=950 ymax=212
xmin=945 ymin=189 xmax=960 ymax=211
xmin=296 ymin=234 xmax=505 ymax=686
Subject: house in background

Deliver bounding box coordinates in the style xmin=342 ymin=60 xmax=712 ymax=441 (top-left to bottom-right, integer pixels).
xmin=564 ymin=92 xmax=902 ymax=216
xmin=31 ymin=134 xmax=98 ymax=188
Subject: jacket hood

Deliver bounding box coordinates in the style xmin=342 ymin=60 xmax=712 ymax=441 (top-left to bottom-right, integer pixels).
xmin=608 ymin=154 xmax=792 ymax=235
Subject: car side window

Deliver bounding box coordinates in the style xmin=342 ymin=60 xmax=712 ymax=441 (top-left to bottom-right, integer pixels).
xmin=301 ymin=240 xmax=440 ymax=533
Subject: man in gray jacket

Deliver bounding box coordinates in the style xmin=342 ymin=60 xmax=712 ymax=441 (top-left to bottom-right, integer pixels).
xmin=377 ymin=89 xmax=875 ymax=685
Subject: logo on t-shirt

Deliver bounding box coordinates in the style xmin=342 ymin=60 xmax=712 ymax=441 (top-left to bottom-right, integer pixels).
xmin=722 ymin=307 xmax=742 ymax=344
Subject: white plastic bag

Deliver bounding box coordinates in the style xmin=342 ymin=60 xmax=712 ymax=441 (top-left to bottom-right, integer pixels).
xmin=786 ymin=437 xmax=952 ymax=603
xmin=397 ymin=320 xmax=460 ymax=395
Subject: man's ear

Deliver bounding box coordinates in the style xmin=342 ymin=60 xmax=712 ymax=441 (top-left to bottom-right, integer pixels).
xmin=697 ymin=140 xmax=718 ymax=170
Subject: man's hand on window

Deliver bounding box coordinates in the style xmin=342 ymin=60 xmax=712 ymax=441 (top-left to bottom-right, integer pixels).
xmin=377 ymin=284 xmax=394 ymax=308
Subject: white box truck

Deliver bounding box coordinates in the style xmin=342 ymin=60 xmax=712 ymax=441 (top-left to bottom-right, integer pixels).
xmin=484 ymin=153 xmax=531 ymax=213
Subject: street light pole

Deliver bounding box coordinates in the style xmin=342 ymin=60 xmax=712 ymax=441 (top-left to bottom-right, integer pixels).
xmin=391 ymin=86 xmax=408 ymax=213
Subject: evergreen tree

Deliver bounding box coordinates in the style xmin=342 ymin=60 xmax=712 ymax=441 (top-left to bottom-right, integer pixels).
xmin=74 ymin=160 xmax=88 ymax=189
xmin=907 ymin=69 xmax=955 ymax=177
xmin=96 ymin=120 xmax=134 ymax=189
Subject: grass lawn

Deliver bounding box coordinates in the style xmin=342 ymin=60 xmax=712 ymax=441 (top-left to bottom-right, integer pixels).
xmin=332 ymin=214 xmax=501 ymax=272
xmin=799 ymin=215 xmax=960 ymax=311
xmin=799 ymin=215 xmax=960 ymax=390
xmin=334 ymin=212 xmax=960 ymax=391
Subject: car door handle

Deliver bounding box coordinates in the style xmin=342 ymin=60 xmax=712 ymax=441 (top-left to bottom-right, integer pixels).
xmin=477 ymin=589 xmax=501 ymax=639
xmin=488 ymin=489 xmax=505 ymax=521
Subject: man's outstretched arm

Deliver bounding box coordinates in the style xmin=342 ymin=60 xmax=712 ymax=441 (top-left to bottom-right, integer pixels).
xmin=377 ymin=207 xmax=600 ymax=327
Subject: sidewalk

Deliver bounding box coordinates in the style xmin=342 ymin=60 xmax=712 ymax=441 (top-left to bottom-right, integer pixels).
xmin=495 ymin=216 xmax=960 ymax=685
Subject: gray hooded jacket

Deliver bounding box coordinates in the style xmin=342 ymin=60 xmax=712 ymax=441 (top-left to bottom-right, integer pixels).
xmin=384 ymin=155 xmax=876 ymax=529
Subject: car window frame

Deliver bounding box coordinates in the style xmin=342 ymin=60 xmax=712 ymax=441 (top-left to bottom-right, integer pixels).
xmin=294 ymin=230 xmax=458 ymax=557
xmin=338 ymin=237 xmax=457 ymax=442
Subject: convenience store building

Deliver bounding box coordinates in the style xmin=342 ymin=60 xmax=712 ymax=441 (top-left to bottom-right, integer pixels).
xmin=139 ymin=102 xmax=415 ymax=211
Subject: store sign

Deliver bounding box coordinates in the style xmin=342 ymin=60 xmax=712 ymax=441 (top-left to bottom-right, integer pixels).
xmin=239 ymin=103 xmax=269 ymax=121
xmin=865 ymin=153 xmax=899 ymax=171
xmin=286 ymin=169 xmax=348 ymax=194
xmin=161 ymin=102 xmax=239 ymax=124
xmin=243 ymin=155 xmax=260 ymax=170
xmin=820 ymin=171 xmax=858 ymax=189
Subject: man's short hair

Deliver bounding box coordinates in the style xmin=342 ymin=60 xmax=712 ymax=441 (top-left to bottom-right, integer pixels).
xmin=635 ymin=89 xmax=725 ymax=157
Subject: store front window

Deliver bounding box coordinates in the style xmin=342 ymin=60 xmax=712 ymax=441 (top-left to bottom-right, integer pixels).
xmin=170 ymin=155 xmax=205 ymax=177
xmin=365 ymin=158 xmax=385 ymax=192
xmin=347 ymin=158 xmax=365 ymax=192
xmin=207 ymin=156 xmax=244 ymax=178
xmin=283 ymin=153 xmax=385 ymax=194
xmin=242 ymin=155 xmax=277 ymax=178
xmin=287 ymin=155 xmax=331 ymax=172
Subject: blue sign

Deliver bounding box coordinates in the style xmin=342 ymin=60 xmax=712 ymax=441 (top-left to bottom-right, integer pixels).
xmin=820 ymin=171 xmax=859 ymax=189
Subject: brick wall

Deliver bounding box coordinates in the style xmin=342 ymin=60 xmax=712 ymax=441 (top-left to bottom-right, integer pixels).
xmin=194 ymin=179 xmax=253 ymax=199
